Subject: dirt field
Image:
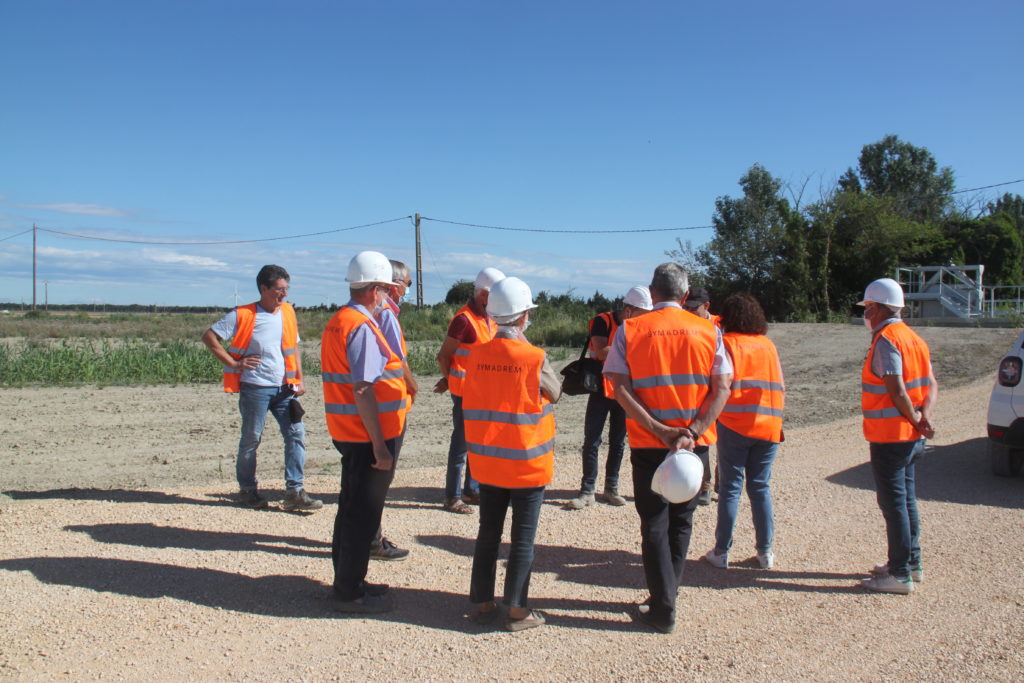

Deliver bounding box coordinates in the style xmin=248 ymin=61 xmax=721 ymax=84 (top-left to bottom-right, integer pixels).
xmin=1 ymin=323 xmax=1022 ymax=680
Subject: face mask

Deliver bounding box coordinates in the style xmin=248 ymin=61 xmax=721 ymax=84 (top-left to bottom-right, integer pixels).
xmin=863 ymin=313 xmax=873 ymax=331
xmin=523 ymin=319 xmax=532 ymax=331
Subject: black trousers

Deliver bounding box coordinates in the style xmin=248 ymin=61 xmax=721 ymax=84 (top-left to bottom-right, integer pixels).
xmin=331 ymin=433 xmax=402 ymax=600
xmin=631 ymin=447 xmax=700 ymax=624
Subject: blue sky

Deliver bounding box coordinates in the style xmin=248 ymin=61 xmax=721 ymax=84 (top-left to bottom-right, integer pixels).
xmin=2 ymin=1 xmax=1022 ymax=307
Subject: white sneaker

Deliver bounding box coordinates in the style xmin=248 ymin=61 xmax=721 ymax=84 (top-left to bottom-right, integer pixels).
xmin=871 ymin=563 xmax=923 ymax=583
xmin=703 ymin=549 xmax=728 ymax=568
xmin=756 ymin=551 xmax=774 ymax=569
xmin=861 ymin=573 xmax=914 ymax=594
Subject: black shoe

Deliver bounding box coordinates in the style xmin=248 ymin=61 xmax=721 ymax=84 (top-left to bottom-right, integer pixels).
xmin=359 ymin=581 xmax=389 ymax=597
xmin=370 ymin=537 xmax=410 ymax=561
xmin=635 ymin=604 xmax=675 ymax=634
xmin=238 ymin=490 xmax=269 ymax=510
xmin=331 ymin=593 xmax=394 ymax=614
xmin=281 ymin=487 xmax=324 ymax=512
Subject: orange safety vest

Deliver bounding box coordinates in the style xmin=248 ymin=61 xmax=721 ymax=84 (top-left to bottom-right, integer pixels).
xmin=321 ymin=306 xmax=410 ymax=443
xmin=623 ymin=306 xmax=718 ymax=448
xmin=719 ymin=333 xmax=784 ymax=442
xmin=709 ymin=313 xmax=722 ymax=328
xmin=447 ymin=304 xmax=497 ymax=397
xmin=222 ymin=302 xmax=300 ymax=393
xmin=380 ymin=295 xmax=408 ymax=357
xmin=861 ymin=321 xmax=932 ymax=443
xmin=588 ymin=311 xmax=620 ymax=399
xmin=463 ymin=337 xmax=555 ymax=488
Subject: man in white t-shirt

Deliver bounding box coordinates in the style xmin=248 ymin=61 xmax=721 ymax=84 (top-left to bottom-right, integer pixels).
xmin=202 ymin=264 xmax=323 ymax=512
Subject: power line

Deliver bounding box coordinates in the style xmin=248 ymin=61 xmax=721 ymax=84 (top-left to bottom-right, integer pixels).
xmin=950 ymin=179 xmax=1024 ymax=195
xmin=35 ymin=216 xmax=412 ymax=245
xmin=0 ymin=228 xmax=34 ymax=243
xmin=421 ymin=217 xmax=712 ymax=234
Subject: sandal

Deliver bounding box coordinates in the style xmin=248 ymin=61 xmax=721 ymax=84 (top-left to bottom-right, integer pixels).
xmin=443 ymin=498 xmax=474 ymax=514
xmin=506 ymin=609 xmax=545 ymax=632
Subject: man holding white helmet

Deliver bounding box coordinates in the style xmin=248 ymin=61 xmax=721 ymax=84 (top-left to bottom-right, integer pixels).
xmin=321 ymin=250 xmax=412 ymax=613
xmin=434 ymin=266 xmax=505 ymax=514
xmin=604 ymin=263 xmax=733 ymax=633
xmin=462 ymin=276 xmax=561 ymax=631
xmin=856 ymin=277 xmax=938 ymax=595
xmin=566 ymin=285 xmax=653 ymax=510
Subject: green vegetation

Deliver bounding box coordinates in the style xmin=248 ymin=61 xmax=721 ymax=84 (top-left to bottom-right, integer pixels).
xmin=674 ymin=134 xmax=1024 ymax=321
xmin=1 ymin=300 xmax=598 ymax=386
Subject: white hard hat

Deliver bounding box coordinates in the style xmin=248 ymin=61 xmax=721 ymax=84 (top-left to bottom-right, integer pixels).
xmin=474 ymin=267 xmax=506 ymax=291
xmin=857 ymin=278 xmax=905 ymax=308
xmin=651 ymin=449 xmax=703 ymax=503
xmin=345 ymin=250 xmax=396 ymax=286
xmin=623 ymin=285 xmax=653 ymax=311
xmin=487 ymin=276 xmax=537 ymax=322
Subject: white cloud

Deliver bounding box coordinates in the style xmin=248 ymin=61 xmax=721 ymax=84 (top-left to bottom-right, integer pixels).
xmin=23 ymin=202 xmax=131 ymax=218
xmin=38 ymin=245 xmax=107 ymax=259
xmin=141 ymin=249 xmax=227 ymax=268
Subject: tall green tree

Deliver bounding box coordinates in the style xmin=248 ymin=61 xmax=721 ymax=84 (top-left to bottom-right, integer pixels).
xmin=856 ymin=134 xmax=955 ymax=223
xmin=697 ymin=164 xmax=796 ymax=318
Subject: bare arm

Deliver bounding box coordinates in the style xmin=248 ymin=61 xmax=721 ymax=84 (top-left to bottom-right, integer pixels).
xmin=353 ymin=380 xmax=393 ymax=470
xmin=589 ymin=335 xmax=610 ymax=361
xmin=201 ymin=328 xmax=258 ymax=371
xmin=292 ymin=345 xmax=306 ymax=397
xmin=539 ymin=355 xmax=562 ymax=403
xmin=433 ymin=336 xmax=461 ymax=393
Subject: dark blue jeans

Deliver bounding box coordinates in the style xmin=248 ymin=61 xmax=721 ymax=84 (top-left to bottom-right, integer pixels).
xmin=869 ymin=439 xmax=924 ymax=580
xmin=236 ymin=383 xmax=306 ymax=491
xmin=331 ymin=433 xmax=402 ymax=600
xmin=470 ymin=484 xmax=545 ymax=608
xmin=580 ymin=392 xmax=626 ymax=493
xmin=631 ymin=447 xmax=699 ymax=626
xmin=445 ymin=395 xmax=479 ymax=499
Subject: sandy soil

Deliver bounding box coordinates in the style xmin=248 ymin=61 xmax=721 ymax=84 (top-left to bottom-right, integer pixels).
xmin=1 ymin=323 xmax=1022 ymax=681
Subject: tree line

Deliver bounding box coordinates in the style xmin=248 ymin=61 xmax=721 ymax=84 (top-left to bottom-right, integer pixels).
xmin=668 ymin=134 xmax=1024 ymax=321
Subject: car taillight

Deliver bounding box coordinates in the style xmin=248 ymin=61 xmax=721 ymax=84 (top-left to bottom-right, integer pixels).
xmin=998 ymin=357 xmax=1022 ymax=387
xmin=989 ymin=425 xmax=1007 ymax=439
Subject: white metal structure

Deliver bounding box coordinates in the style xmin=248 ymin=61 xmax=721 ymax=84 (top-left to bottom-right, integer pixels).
xmin=896 ymin=265 xmax=985 ymax=319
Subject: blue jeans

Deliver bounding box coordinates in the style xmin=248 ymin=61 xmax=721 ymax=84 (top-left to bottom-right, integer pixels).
xmin=713 ymin=423 xmax=778 ymax=554
xmin=445 ymin=395 xmax=479 ymax=500
xmin=580 ymin=392 xmax=626 ymax=492
xmin=237 ymin=383 xmax=306 ymax=491
xmin=470 ymin=484 xmax=545 ymax=608
xmin=869 ymin=439 xmax=924 ymax=580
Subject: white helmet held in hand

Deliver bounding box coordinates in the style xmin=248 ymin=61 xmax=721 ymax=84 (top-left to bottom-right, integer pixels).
xmin=857 ymin=278 xmax=904 ymax=308
xmin=474 ymin=267 xmax=506 ymax=291
xmin=651 ymin=449 xmax=703 ymax=503
xmin=623 ymin=285 xmax=653 ymax=311
xmin=487 ymin=276 xmax=537 ymax=322
xmin=346 ymin=250 xmax=396 ymax=286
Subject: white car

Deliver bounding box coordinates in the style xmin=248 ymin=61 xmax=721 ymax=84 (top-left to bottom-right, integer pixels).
xmin=987 ymin=329 xmax=1024 ymax=476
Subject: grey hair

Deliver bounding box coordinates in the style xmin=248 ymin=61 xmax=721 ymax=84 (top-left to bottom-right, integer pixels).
xmin=649 ymin=263 xmax=689 ymax=301
xmin=390 ymin=259 xmax=409 ymax=281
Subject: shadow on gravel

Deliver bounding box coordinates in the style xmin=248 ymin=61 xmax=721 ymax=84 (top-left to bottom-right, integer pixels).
xmin=2 ymin=487 xmax=341 ymax=510
xmin=418 ymin=535 xmax=866 ymax=597
xmin=0 ymin=556 xmax=506 ymax=632
xmin=826 ymin=438 xmax=1024 ymax=509
xmin=64 ymin=523 xmax=330 ymax=557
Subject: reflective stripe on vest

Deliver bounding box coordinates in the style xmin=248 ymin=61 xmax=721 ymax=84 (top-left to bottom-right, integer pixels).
xmin=861 ymin=321 xmax=932 ymax=443
xmin=623 ymin=307 xmax=717 ymax=448
xmin=321 ymin=306 xmax=409 ymax=442
xmin=222 ymin=302 xmax=300 ymax=393
xmin=447 ymin=304 xmax=496 ymax=397
xmin=718 ymin=333 xmax=784 ymax=442
xmin=463 ymin=337 xmax=555 ymax=488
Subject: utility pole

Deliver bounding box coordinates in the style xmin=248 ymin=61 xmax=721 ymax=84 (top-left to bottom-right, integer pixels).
xmin=44 ymin=281 xmax=49 ymax=311
xmin=32 ymin=223 xmax=37 ymax=311
xmin=415 ymin=213 xmax=424 ymax=306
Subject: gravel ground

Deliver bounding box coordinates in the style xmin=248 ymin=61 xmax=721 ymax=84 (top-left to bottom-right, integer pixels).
xmin=1 ymin=323 xmax=1023 ymax=680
